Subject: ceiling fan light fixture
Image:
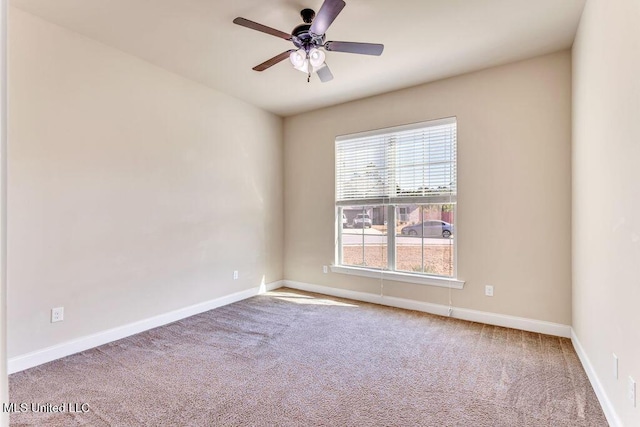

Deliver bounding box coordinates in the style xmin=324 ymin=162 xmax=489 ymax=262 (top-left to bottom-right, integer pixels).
xmin=289 ymin=49 xmax=306 ymax=68
xmin=294 ymin=59 xmax=310 ymax=73
xmin=308 ymin=48 xmax=325 ymax=67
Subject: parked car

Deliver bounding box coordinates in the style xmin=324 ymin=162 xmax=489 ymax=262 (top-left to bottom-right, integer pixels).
xmin=400 ymin=220 xmax=453 ymax=238
xmin=353 ymin=213 xmax=372 ymax=228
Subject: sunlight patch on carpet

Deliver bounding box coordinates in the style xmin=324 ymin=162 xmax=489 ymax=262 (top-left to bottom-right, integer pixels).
xmin=269 ymin=291 xmax=358 ymax=307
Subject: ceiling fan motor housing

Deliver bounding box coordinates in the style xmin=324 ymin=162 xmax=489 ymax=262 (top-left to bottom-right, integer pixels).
xmin=292 ymin=10 xmax=325 ymax=51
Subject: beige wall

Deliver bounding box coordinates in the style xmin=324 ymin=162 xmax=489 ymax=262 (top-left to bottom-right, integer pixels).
xmin=284 ymin=51 xmax=572 ymax=325
xmin=7 ymin=8 xmax=283 ymax=358
xmin=573 ymin=0 xmax=640 ymax=424
xmin=1 ymin=0 xmax=7 ymax=424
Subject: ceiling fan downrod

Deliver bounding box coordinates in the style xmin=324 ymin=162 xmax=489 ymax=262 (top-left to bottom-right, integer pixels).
xmin=300 ymin=8 xmax=315 ymax=24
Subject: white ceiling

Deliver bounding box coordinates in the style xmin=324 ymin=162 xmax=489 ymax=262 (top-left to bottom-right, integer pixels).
xmin=11 ymin=0 xmax=586 ymax=117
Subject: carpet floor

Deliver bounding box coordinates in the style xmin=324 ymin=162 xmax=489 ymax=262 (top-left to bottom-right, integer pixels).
xmin=9 ymin=288 xmax=608 ymax=426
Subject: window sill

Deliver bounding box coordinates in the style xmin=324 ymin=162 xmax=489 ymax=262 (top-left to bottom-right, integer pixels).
xmin=329 ymin=265 xmax=465 ymax=289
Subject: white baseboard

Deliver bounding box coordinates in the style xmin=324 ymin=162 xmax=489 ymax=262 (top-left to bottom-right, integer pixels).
xmin=282 ymin=280 xmax=572 ymax=338
xmin=571 ymin=330 xmax=621 ymax=427
xmin=8 ymin=280 xmax=284 ymax=374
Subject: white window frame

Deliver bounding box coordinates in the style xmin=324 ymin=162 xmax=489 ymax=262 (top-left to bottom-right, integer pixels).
xmin=333 ymin=118 xmax=464 ymax=289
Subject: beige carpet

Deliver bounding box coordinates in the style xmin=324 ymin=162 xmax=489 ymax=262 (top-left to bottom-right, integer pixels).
xmin=9 ymin=288 xmax=607 ymax=426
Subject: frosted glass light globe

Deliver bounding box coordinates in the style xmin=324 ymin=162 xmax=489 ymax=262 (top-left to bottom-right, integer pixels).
xmin=289 ymin=49 xmax=306 ymax=68
xmin=309 ymin=48 xmax=326 ymax=67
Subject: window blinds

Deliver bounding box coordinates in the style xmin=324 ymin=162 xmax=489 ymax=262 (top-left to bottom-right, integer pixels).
xmin=335 ymin=117 xmax=457 ymax=206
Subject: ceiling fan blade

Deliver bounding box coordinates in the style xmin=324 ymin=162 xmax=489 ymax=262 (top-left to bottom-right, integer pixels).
xmin=233 ymin=17 xmax=291 ymax=40
xmin=309 ymin=0 xmax=346 ymax=35
xmin=253 ymin=50 xmax=295 ymax=71
xmin=324 ymin=41 xmax=384 ymax=56
xmin=316 ymin=63 xmax=334 ymax=83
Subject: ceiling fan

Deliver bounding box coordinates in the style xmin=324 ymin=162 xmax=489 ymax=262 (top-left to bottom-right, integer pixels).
xmin=233 ymin=0 xmax=384 ymax=83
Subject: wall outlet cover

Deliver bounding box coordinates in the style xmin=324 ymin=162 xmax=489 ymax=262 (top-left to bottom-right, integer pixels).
xmin=51 ymin=307 xmax=64 ymax=323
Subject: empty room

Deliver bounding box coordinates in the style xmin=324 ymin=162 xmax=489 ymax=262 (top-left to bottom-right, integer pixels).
xmin=0 ymin=0 xmax=638 ymax=425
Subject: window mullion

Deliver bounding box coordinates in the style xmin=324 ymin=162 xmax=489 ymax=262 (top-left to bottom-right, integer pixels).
xmin=387 ymin=204 xmax=396 ymax=271
xmin=336 ymin=207 xmax=343 ymax=265
xmin=421 ymin=205 xmax=425 ymax=273
xmin=361 ymin=207 xmax=365 ymax=266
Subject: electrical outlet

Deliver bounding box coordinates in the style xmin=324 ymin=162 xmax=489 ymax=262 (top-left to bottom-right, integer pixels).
xmin=51 ymin=307 xmax=64 ymax=323
xmin=233 ymin=270 xmax=239 ymax=280
xmin=323 ymin=265 xmax=328 ymax=274
xmin=629 ymin=377 xmax=636 ymax=407
xmin=613 ymin=353 xmax=619 ymax=379
xmin=485 ymin=285 xmax=494 ymax=297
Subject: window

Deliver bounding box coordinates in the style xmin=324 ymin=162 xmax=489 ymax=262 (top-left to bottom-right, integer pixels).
xmin=334 ymin=117 xmax=461 ymax=287
xmin=396 ymin=204 xmax=454 ymax=277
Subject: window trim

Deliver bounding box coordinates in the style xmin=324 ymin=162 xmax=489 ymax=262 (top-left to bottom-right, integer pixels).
xmin=334 ymin=117 xmax=462 ymax=288
xmin=329 ymin=264 xmax=465 ymax=289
